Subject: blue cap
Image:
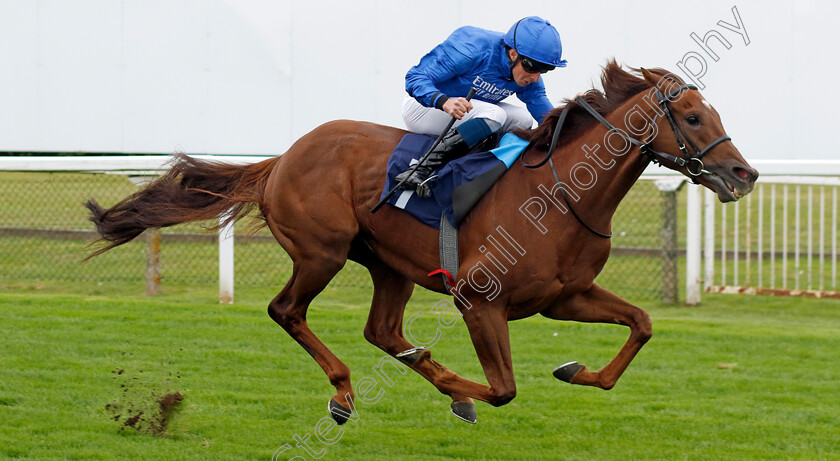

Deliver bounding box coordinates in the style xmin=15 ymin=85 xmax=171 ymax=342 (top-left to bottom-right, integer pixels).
xmin=503 ymin=16 xmax=567 ymax=68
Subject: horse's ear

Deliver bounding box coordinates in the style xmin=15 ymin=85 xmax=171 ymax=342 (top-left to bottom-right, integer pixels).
xmin=640 ymin=68 xmax=682 ymax=94
xmin=640 ymin=68 xmax=661 ymax=88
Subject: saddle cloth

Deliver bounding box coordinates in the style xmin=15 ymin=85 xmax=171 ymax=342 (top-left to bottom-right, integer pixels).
xmin=379 ymin=132 xmax=529 ymax=229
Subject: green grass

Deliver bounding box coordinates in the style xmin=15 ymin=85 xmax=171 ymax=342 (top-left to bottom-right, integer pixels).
xmin=1 ymin=287 xmax=837 ymax=460
xmin=1 ymin=169 xmax=837 ymax=459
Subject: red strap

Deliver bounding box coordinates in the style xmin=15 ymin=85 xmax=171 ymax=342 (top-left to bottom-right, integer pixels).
xmin=428 ymin=269 xmax=456 ymax=292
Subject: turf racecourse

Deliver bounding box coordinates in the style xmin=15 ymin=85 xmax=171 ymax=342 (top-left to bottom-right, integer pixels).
xmin=0 ymin=284 xmax=837 ymax=461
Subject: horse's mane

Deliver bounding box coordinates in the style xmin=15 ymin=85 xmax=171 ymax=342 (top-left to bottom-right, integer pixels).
xmin=514 ymin=59 xmax=684 ymax=150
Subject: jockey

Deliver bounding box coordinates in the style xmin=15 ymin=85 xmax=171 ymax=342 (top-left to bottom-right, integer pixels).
xmin=398 ymin=16 xmax=567 ymax=197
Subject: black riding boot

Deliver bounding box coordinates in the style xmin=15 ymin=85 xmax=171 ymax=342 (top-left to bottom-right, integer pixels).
xmin=396 ymin=129 xmax=468 ymax=198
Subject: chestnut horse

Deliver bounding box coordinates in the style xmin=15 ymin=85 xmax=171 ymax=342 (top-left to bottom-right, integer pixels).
xmin=86 ymin=62 xmax=757 ymax=424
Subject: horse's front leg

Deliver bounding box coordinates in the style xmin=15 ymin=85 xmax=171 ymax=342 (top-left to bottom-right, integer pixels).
xmin=541 ymin=284 xmax=652 ymax=390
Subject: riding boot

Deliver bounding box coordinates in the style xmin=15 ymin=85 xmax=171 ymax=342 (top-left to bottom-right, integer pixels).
xmin=395 ymin=129 xmax=468 ymax=198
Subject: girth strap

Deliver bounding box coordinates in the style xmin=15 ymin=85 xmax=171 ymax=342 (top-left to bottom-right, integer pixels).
xmin=437 ymin=214 xmax=460 ymax=291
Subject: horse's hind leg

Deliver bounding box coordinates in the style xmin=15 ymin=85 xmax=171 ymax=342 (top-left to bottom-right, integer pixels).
xmin=267 ymin=257 xmax=355 ymax=422
xmin=262 ymin=158 xmax=364 ymax=423
xmin=541 ymin=284 xmax=652 ymax=390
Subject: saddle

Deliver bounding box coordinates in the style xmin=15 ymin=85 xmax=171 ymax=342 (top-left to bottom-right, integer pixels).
xmin=379 ymin=132 xmax=529 ymax=229
xmin=379 ymin=131 xmax=530 ymax=292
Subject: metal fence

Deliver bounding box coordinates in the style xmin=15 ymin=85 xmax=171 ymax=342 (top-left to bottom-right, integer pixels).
xmin=704 ymin=178 xmax=840 ymax=297
xmin=0 ymin=170 xmax=675 ymax=302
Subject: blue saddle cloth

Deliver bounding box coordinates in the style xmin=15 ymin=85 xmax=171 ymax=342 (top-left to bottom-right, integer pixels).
xmin=380 ymin=132 xmax=529 ymax=229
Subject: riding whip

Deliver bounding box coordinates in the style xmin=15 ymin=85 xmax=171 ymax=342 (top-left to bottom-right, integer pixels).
xmin=371 ymin=87 xmax=477 ymax=213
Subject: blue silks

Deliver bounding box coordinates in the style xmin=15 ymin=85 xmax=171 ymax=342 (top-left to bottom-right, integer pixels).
xmin=456 ymin=118 xmax=494 ymax=147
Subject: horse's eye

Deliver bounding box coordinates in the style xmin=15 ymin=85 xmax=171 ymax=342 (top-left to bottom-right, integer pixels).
xmin=686 ymin=115 xmax=700 ymax=126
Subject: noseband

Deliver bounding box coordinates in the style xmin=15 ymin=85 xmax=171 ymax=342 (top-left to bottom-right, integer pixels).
xmin=522 ymin=83 xmax=731 ymax=239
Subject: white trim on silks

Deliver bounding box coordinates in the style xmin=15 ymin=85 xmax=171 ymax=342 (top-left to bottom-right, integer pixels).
xmin=395 ymin=190 xmax=414 ymax=209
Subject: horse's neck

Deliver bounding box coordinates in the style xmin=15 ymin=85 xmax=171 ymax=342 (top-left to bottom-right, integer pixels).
xmin=549 ymin=94 xmax=653 ymax=232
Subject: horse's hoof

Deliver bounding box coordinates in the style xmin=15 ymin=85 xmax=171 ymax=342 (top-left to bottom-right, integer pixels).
xmin=553 ymin=361 xmax=584 ymax=383
xmin=450 ymin=401 xmax=477 ymax=424
xmin=395 ymin=346 xmax=428 ymax=365
xmin=328 ymin=398 xmax=353 ymax=425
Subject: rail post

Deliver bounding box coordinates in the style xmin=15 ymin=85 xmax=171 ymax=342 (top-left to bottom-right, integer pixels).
xmin=129 ymin=176 xmax=162 ymax=296
xmin=655 ymin=178 xmax=686 ymax=304
xmin=219 ymin=210 xmax=235 ymax=304
xmin=144 ymin=229 xmax=162 ymax=296
xmin=686 ymin=183 xmax=703 ymax=305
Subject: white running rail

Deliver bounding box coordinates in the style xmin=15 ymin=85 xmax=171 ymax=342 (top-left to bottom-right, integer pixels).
xmin=702 ymin=177 xmax=840 ymax=299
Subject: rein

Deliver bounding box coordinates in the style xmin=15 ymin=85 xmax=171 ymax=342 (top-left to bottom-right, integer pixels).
xmin=521 ymin=102 xmax=613 ymax=239
xmin=522 ymin=84 xmax=732 ymax=239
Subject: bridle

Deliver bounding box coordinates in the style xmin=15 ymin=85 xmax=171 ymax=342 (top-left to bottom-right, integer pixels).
xmin=576 ymin=84 xmax=732 ymax=180
xmin=522 ymin=83 xmax=732 ymax=239
xmin=641 ymin=84 xmax=731 ymax=178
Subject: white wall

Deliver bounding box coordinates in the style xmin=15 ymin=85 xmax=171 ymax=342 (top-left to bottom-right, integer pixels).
xmin=0 ymin=0 xmax=835 ymax=160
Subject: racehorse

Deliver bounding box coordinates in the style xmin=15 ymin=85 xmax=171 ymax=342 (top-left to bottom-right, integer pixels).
xmin=85 ymin=61 xmax=757 ymax=424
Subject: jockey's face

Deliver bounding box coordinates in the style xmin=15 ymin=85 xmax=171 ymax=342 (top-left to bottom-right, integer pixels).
xmin=508 ymin=49 xmax=542 ymax=87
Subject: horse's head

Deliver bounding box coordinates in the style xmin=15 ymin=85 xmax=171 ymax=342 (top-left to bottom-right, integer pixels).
xmin=640 ymin=69 xmax=758 ymax=202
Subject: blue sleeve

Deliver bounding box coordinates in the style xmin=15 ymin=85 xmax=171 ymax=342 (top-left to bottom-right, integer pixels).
xmin=517 ymin=79 xmax=554 ymax=124
xmin=405 ymin=30 xmax=477 ymax=108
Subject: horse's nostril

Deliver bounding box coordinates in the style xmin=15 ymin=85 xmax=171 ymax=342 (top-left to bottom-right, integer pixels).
xmin=733 ymin=167 xmax=752 ymax=181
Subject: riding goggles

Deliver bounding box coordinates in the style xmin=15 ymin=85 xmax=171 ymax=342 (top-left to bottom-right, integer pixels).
xmin=520 ymin=56 xmax=555 ymax=74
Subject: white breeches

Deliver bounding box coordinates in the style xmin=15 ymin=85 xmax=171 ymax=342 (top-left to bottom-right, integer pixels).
xmin=401 ymin=95 xmax=534 ymax=136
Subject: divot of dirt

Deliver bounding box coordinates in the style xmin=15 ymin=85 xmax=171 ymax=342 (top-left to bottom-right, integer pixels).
xmin=106 ymin=363 xmax=184 ymax=436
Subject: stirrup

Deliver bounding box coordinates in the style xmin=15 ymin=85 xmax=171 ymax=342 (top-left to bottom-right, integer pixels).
xmin=415 ymin=174 xmax=439 ymax=198
xmin=418 ymin=175 xmax=438 ymax=189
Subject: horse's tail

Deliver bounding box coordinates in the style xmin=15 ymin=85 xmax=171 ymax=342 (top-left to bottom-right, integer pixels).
xmin=84 ymin=153 xmax=282 ymax=259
